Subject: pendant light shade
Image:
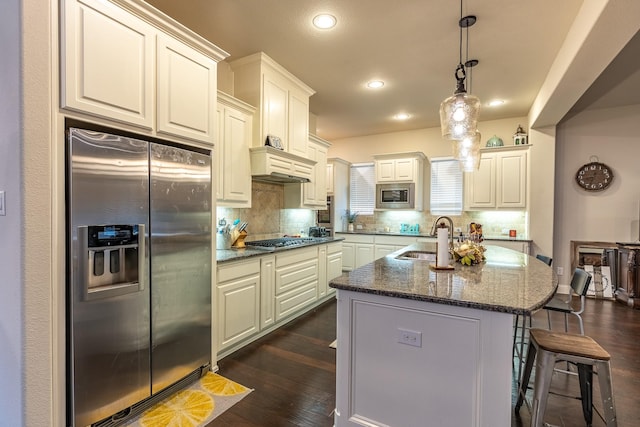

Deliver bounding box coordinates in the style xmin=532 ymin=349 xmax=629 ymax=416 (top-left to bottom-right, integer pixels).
xmin=452 ymin=132 xmax=482 ymax=172
xmin=439 ymin=69 xmax=481 ymax=140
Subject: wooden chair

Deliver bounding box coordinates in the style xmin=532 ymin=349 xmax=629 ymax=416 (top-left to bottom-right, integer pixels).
xmin=516 ymin=328 xmax=617 ymax=426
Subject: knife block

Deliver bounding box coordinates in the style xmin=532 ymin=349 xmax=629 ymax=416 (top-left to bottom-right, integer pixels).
xmin=232 ymin=230 xmax=248 ymax=248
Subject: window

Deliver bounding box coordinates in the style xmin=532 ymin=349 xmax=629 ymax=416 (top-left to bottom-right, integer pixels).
xmin=430 ymin=157 xmax=463 ymax=215
xmin=349 ymin=163 xmax=375 ymax=215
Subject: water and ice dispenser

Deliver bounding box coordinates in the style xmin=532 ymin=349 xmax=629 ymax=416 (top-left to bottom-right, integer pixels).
xmin=77 ymin=224 xmax=145 ymax=300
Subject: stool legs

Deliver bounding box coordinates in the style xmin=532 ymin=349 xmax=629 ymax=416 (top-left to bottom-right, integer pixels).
xmin=530 ymin=350 xmax=557 ymax=427
xmin=515 ymin=341 xmax=536 ymax=412
xmin=596 ymin=360 xmax=617 ymax=426
xmin=577 ymin=363 xmax=594 ymax=425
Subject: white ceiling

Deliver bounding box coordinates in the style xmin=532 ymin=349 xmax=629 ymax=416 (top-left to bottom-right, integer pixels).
xmin=145 ymin=0 xmax=636 ymax=141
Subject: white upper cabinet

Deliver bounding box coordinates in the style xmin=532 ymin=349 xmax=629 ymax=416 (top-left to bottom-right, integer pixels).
xmin=373 ymin=152 xmax=428 ymax=211
xmin=216 ymin=92 xmax=255 ymax=207
xmin=284 ymin=134 xmax=330 ymax=208
xmin=61 ymin=0 xmax=227 ymax=145
xmin=465 ymin=146 xmax=528 ymax=210
xmin=156 ymin=34 xmax=217 ymax=142
xmin=376 ymin=158 xmax=416 ymax=182
xmin=229 ymin=52 xmax=315 ymax=155
xmin=62 ymin=0 xmax=155 ymax=128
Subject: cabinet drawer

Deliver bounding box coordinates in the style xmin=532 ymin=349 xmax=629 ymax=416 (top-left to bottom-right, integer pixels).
xmin=217 ymin=258 xmax=261 ymax=283
xmin=327 ymin=242 xmax=342 ymax=255
xmin=275 ymin=258 xmax=318 ymax=295
xmin=275 ymin=246 xmax=318 ymax=266
xmin=275 ymin=282 xmax=318 ymax=321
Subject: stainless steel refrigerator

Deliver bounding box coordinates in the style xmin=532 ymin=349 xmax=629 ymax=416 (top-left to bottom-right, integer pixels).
xmin=67 ymin=128 xmax=212 ymax=426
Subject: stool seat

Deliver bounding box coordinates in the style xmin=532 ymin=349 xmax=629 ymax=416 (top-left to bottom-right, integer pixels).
xmin=530 ymin=328 xmax=611 ymax=361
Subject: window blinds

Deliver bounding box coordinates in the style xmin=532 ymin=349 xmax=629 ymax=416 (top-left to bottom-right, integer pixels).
xmin=349 ymin=163 xmax=375 ymax=215
xmin=430 ymin=157 xmax=463 ymax=215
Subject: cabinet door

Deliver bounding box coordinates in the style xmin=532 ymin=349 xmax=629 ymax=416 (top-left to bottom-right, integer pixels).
xmin=217 ymin=265 xmax=260 ymax=351
xmin=62 ymin=0 xmax=155 ymax=128
xmin=326 ymin=163 xmax=335 ymax=194
xmin=303 ymin=140 xmax=328 ymax=206
xmin=215 ymin=106 xmax=224 ymax=200
xmin=466 ymin=154 xmax=496 ymax=208
xmin=157 ymin=34 xmax=217 ymax=143
xmin=374 ymin=244 xmax=398 ymax=260
xmin=341 ymin=242 xmax=355 ymax=271
xmin=303 ymin=142 xmax=319 ymax=205
xmin=260 ymin=255 xmax=275 ymax=329
xmin=318 ymin=246 xmax=328 ymax=298
xmin=376 ymin=160 xmax=396 ymax=182
xmin=497 ymin=151 xmax=527 ymax=208
xmin=327 ymin=250 xmax=343 ymax=281
xmin=288 ymin=89 xmax=309 ymax=158
xmin=262 ymin=74 xmax=288 ymax=149
xmin=394 ymin=158 xmax=414 ymax=181
xmin=355 ymin=244 xmax=375 ymax=269
xmin=315 ymin=144 xmax=328 ymax=204
xmin=221 ymin=107 xmax=252 ymax=204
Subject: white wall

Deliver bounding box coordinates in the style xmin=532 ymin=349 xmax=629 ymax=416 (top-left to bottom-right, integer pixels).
xmin=554 ymin=104 xmax=640 ymax=288
xmin=327 ymin=117 xmax=528 ymax=163
xmin=0 ymin=0 xmax=23 ymax=424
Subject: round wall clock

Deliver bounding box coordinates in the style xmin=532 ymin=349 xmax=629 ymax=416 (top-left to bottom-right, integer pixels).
xmin=575 ymin=159 xmax=613 ymax=192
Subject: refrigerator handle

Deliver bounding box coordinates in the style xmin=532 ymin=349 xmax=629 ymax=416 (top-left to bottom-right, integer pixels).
xmin=78 ymin=224 xmax=145 ymax=301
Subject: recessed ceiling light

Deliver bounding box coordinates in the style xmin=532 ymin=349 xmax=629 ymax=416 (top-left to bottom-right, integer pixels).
xmin=488 ymin=99 xmax=505 ymax=107
xmin=394 ymin=113 xmax=411 ymax=120
xmin=313 ymin=14 xmax=337 ymax=29
xmin=367 ymin=80 xmax=385 ymax=89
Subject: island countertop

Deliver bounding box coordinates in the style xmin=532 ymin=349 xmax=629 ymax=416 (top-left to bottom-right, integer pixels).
xmin=329 ymin=243 xmax=558 ymax=315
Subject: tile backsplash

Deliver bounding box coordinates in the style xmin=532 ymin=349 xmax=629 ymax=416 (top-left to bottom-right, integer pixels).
xmin=217 ymin=181 xmax=316 ymax=240
xmin=218 ymin=182 xmax=528 ymax=240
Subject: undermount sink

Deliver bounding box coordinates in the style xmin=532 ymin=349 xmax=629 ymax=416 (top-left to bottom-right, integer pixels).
xmin=395 ymin=251 xmax=437 ymax=261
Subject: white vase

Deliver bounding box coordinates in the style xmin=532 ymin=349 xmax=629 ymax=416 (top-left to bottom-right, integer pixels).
xmin=348 ymin=223 xmax=354 ymax=232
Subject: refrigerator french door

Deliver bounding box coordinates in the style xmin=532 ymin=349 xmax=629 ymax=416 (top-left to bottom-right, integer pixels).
xmin=67 ymin=128 xmax=212 ymax=426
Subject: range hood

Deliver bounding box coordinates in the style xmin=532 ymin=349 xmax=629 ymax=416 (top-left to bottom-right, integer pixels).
xmin=250 ymin=146 xmax=315 ymax=184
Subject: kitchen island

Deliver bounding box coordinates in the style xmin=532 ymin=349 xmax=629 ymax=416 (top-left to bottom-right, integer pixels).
xmin=329 ymin=243 xmax=557 ymax=427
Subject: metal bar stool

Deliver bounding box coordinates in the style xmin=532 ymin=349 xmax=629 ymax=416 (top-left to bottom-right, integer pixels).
xmin=515 ymin=328 xmax=617 ymax=427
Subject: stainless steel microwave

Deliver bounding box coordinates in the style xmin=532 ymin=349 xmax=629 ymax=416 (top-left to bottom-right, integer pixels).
xmin=375 ymin=183 xmax=415 ymax=209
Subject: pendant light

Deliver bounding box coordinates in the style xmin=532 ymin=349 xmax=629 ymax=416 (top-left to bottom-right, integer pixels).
xmin=439 ymin=2 xmax=480 ymax=141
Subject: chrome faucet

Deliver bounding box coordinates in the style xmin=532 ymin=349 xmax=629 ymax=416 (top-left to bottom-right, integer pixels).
xmin=430 ymin=216 xmax=455 ymax=249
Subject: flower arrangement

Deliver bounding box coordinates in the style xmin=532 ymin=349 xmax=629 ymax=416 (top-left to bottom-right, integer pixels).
xmin=345 ymin=210 xmax=358 ymax=223
xmin=451 ymin=240 xmax=486 ymax=266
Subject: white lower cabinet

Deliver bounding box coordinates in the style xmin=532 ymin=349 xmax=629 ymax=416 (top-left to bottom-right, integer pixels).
xmin=336 ymin=234 xmax=374 ymax=271
xmin=275 ymin=247 xmax=319 ymax=321
xmin=216 ymin=259 xmax=260 ymax=351
xmin=326 ymin=243 xmax=343 ymax=295
xmin=338 ymin=233 xmax=419 ymax=270
xmin=485 ymin=239 xmax=531 ymax=254
xmin=260 ymin=255 xmax=275 ymax=329
xmin=216 ymin=243 xmax=337 ymax=358
xmin=318 ymin=245 xmax=328 ymax=299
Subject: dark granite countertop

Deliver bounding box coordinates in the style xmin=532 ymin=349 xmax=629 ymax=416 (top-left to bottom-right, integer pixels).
xmin=216 ymin=236 xmax=344 ymax=264
xmin=329 ymin=243 xmax=557 ymax=315
xmin=335 ymin=230 xmax=532 ymax=242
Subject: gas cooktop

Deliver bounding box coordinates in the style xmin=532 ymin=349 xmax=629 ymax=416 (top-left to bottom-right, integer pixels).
xmin=245 ymin=237 xmax=318 ymax=249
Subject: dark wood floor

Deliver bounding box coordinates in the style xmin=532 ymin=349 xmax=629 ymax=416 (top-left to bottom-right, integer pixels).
xmin=210 ymin=297 xmax=639 ymax=426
